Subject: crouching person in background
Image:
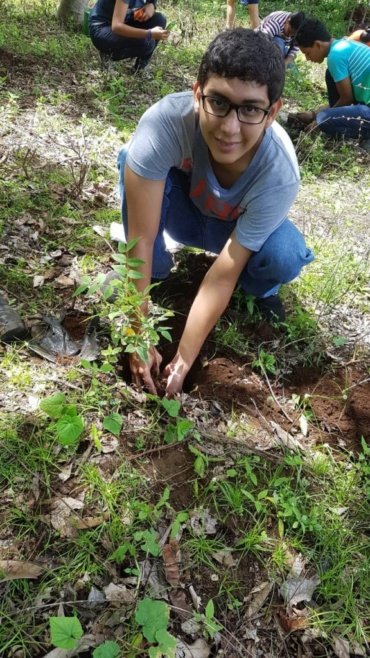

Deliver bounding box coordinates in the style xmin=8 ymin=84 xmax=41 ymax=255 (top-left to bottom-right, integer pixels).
xmin=90 ymin=0 xmax=168 ymax=73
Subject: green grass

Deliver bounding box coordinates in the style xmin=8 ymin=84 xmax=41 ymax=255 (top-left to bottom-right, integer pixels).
xmin=0 ymin=0 xmax=369 ymax=655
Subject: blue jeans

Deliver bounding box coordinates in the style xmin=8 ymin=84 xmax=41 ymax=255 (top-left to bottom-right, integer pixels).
xmin=90 ymin=13 xmax=166 ymax=61
xmin=316 ymin=70 xmax=370 ymax=139
xmin=272 ymin=36 xmax=290 ymax=58
xmin=117 ymin=147 xmax=314 ymax=298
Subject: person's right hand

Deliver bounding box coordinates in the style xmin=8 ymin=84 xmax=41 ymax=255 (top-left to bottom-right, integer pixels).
xmin=129 ymin=347 xmax=162 ymax=395
xmin=151 ymin=26 xmax=169 ymax=41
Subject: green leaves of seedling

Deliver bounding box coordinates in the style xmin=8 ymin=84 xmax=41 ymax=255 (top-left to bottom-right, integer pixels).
xmin=40 ymin=392 xmax=66 ymax=419
xmin=50 ymin=616 xmax=83 ymax=650
xmin=40 ymin=393 xmax=84 ymax=446
xmin=93 ymin=640 xmax=120 ymax=658
xmin=135 ymin=598 xmax=169 ymax=642
xmin=194 ymin=599 xmax=222 ymax=640
xmin=56 ymin=409 xmax=84 ymax=446
xmin=149 ymin=629 xmax=177 ymax=658
xmin=50 ymin=619 xmax=120 ymax=657
xmin=135 ymin=599 xmax=177 ymax=657
xmin=103 ymin=412 xmax=123 ymax=437
xmin=161 ymin=398 xmax=181 ymax=417
xmin=134 ymin=529 xmax=161 ymax=556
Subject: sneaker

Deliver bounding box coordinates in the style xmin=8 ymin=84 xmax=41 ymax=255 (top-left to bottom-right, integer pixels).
xmin=255 ymin=295 xmax=286 ymax=323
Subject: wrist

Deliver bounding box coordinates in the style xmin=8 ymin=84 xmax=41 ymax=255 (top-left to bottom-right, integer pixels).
xmin=146 ymin=29 xmax=153 ymax=41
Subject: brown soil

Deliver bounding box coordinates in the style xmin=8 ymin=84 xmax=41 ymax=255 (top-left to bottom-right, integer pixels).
xmin=149 ymin=252 xmax=370 ymax=452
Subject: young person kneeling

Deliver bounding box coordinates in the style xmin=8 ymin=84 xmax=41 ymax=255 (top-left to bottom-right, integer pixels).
xmin=117 ymin=29 xmax=314 ymax=395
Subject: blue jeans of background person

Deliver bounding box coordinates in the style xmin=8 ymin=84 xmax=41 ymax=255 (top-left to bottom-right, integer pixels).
xmin=117 ymin=147 xmax=314 ymax=298
xmin=272 ymin=36 xmax=290 ymax=57
xmin=316 ymin=70 xmax=370 ymax=139
xmin=90 ymin=13 xmax=166 ymax=61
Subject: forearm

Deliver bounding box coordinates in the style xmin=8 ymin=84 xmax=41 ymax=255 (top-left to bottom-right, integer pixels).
xmin=112 ymin=21 xmax=149 ymax=38
xmin=175 ymin=274 xmax=235 ymax=371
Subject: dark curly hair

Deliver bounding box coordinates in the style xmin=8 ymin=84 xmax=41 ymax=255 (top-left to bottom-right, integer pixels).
xmin=197 ymin=29 xmax=285 ymax=104
xmin=289 ymin=11 xmax=306 ymax=33
xmin=295 ymin=18 xmax=331 ymax=47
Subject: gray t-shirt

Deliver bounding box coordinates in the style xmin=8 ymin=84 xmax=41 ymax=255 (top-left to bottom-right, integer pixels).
xmin=126 ymin=91 xmax=300 ymax=252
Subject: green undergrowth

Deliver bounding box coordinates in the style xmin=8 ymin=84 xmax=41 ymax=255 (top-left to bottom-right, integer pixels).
xmin=1 ymin=406 xmax=369 ymax=654
xmin=1 ymin=0 xmax=370 ymax=655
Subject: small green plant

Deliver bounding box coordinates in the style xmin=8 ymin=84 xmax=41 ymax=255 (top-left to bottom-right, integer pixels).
xmin=76 ymin=239 xmax=173 ymax=364
xmin=135 ymin=599 xmax=177 ymax=657
xmin=93 ymin=641 xmax=121 ymax=658
xmin=40 ymin=392 xmax=84 ymax=446
xmin=252 ymin=349 xmax=277 ymax=375
xmin=194 ymin=599 xmax=222 ymax=640
xmin=50 ymin=616 xmax=83 ymax=650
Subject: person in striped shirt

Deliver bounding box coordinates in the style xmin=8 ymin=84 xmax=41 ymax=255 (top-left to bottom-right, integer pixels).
xmin=293 ymin=18 xmax=370 ymax=150
xmin=257 ymin=11 xmax=306 ymax=67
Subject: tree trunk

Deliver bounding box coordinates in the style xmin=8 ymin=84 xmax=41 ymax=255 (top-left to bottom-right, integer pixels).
xmin=57 ymin=0 xmax=88 ymax=26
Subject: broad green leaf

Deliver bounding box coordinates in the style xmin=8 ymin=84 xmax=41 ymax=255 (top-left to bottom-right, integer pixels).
xmin=56 ymin=414 xmax=84 ymax=446
xmin=161 ymin=399 xmax=181 ymax=418
xmin=135 ymin=599 xmax=169 ymax=642
xmin=103 ymin=413 xmax=123 ymax=437
xmin=148 ymin=647 xmax=161 ymax=658
xmin=40 ymin=393 xmax=66 ymax=419
xmin=127 ymin=269 xmax=144 ymax=279
xmin=139 ymin=529 xmax=161 ymax=557
xmin=159 ymin=329 xmax=172 ymax=342
xmin=205 ymin=599 xmax=214 ymax=619
xmin=170 ymin=511 xmax=189 ymax=539
xmin=194 ymin=455 xmax=205 ymax=478
xmin=100 ymin=363 xmax=115 ymax=373
xmin=50 ymin=616 xmax=83 ymax=650
xmin=93 ymin=640 xmax=120 ymax=658
xmin=164 ymin=424 xmax=177 ymax=444
xmin=176 ymin=418 xmax=193 ymax=440
xmin=155 ymin=628 xmax=177 ymax=658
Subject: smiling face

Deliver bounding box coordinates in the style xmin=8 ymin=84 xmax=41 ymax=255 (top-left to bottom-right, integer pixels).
xmin=193 ymin=75 xmax=281 ymax=180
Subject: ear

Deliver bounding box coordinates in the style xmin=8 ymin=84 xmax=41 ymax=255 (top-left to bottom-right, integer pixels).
xmin=193 ymin=81 xmax=201 ymax=111
xmin=266 ymin=98 xmax=282 ymax=127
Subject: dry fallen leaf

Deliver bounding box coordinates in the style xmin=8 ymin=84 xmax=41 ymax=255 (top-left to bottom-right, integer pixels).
xmin=103 ymin=582 xmax=135 ymax=606
xmin=212 ymin=550 xmax=238 ymax=568
xmin=279 ymin=572 xmax=320 ymax=607
xmin=0 ymin=559 xmax=44 ymax=581
xmin=169 ymin=589 xmax=193 ymax=621
xmin=73 ymin=514 xmax=109 ymax=530
xmin=190 ymin=509 xmax=217 ymax=536
xmin=53 ymin=274 xmax=76 ymax=287
xmin=278 ymin=608 xmax=309 ymax=632
xmin=163 ymin=539 xmax=181 ymax=587
xmin=332 ymin=635 xmax=350 ymax=658
xmin=50 ymin=496 xmax=84 ymax=538
xmin=245 ymin=581 xmax=273 ymax=618
xmin=175 ymin=638 xmax=211 ymax=658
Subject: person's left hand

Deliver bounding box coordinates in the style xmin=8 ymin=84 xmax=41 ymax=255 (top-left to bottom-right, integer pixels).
xmin=163 ymin=355 xmax=190 ymax=397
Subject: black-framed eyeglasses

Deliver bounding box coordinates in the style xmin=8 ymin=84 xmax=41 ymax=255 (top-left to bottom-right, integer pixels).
xmin=201 ymin=94 xmax=271 ymax=125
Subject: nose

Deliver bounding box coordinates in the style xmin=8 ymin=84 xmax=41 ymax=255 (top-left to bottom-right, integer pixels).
xmin=219 ymin=107 xmax=240 ymax=133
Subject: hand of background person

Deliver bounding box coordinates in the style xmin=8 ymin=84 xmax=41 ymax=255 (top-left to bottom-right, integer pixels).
xmin=163 ymin=354 xmax=190 ymax=397
xmin=129 ymin=347 xmax=162 ymax=394
xmin=151 ymin=26 xmax=169 ymax=41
